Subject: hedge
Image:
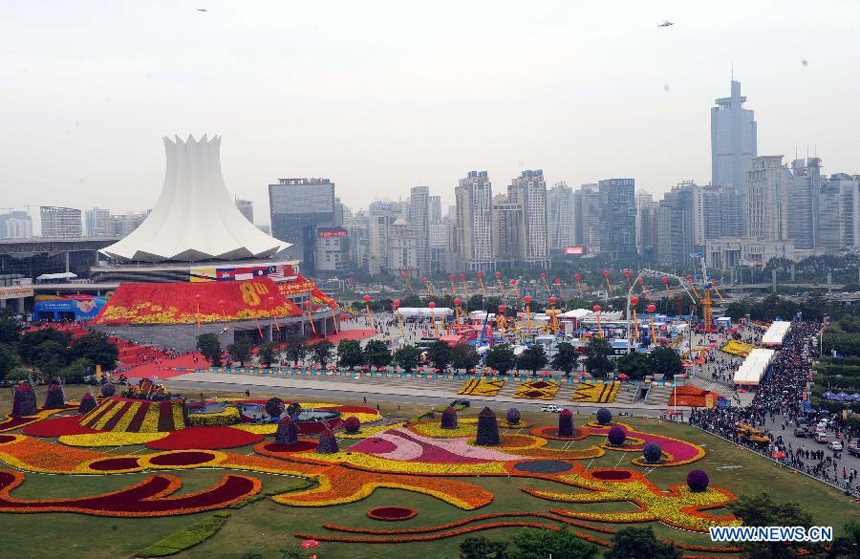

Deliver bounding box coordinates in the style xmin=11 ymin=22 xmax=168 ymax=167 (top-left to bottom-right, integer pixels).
xmin=137 ymin=512 xmax=230 ymax=557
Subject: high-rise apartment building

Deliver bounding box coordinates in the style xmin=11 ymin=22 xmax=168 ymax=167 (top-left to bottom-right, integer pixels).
xmin=40 ymin=206 xmax=82 ymax=238
xmin=787 ymin=158 xmax=822 ymax=250
xmin=508 ymin=170 xmax=548 ymax=268
xmin=746 ymin=156 xmax=790 ymax=241
xmin=818 ymin=174 xmax=860 ymax=252
xmin=547 ymin=181 xmax=575 ymax=252
xmin=234 ymin=199 xmax=254 ymax=224
xmin=455 ymin=171 xmax=495 ymax=271
xmin=491 ymin=194 xmax=523 ymax=269
xmin=408 ymin=186 xmax=431 ymax=275
xmin=636 ymin=193 xmax=659 ymax=260
xmin=388 ymin=218 xmax=419 ymax=274
xmin=108 ymin=212 xmax=149 ymax=237
xmin=429 ymin=196 xmax=442 ymax=224
xmin=84 ymin=208 xmax=111 ymax=237
xmin=0 ymin=211 xmax=33 ymax=239
xmin=711 ymin=80 xmax=757 ymax=192
xmin=598 ymin=178 xmax=637 ymax=259
xmin=574 ymin=184 xmax=601 ymax=254
xmin=268 ymin=178 xmax=335 ymax=274
xmin=656 ymin=185 xmax=696 ymax=266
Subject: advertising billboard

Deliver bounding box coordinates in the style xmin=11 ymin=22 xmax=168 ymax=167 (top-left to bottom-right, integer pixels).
xmin=565 ymin=246 xmax=584 ymax=255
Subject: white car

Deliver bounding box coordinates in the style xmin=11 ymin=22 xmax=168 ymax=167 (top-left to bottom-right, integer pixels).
xmin=828 ymin=440 xmax=843 ymax=451
xmin=541 ymin=404 xmax=563 ymax=413
xmin=814 ymin=432 xmax=829 ymax=444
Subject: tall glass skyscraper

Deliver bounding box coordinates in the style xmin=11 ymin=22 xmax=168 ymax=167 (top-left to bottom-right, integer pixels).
xmin=268 ymin=178 xmax=335 ymax=273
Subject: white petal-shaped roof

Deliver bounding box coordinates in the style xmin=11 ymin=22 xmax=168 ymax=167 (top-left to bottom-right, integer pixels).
xmin=103 ymin=135 xmax=289 ymax=262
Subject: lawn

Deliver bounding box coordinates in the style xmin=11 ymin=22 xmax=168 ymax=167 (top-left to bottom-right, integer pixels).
xmin=0 ymin=385 xmax=858 ymax=559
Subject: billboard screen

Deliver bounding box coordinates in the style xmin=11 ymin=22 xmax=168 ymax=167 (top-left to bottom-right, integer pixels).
xmin=565 ymin=246 xmax=584 ymax=255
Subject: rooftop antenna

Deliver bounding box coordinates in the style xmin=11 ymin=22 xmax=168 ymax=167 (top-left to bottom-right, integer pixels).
xmin=731 ymin=62 xmax=734 ymax=81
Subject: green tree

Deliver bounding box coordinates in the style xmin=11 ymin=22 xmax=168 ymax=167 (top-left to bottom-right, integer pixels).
xmin=278 ymin=546 xmax=304 ymax=559
xmin=34 ymin=340 xmax=69 ymax=376
xmin=828 ymin=520 xmax=860 ymax=558
xmin=363 ymin=340 xmax=392 ymax=369
xmin=311 ymin=340 xmax=334 ymax=368
xmin=258 ymin=342 xmax=279 ymax=368
xmin=58 ymin=357 xmax=93 ymax=384
xmin=604 ymin=527 xmax=681 ymax=559
xmin=284 ymin=334 xmax=307 ymax=366
xmin=452 ymin=343 xmax=480 ymax=372
xmin=196 ymin=333 xmax=222 ymax=367
xmin=226 ymin=339 xmax=253 ymax=367
xmin=648 ymin=346 xmax=683 ymax=380
xmin=486 ymin=344 xmax=517 ymax=375
xmin=583 ymin=337 xmax=614 ymax=378
xmin=426 ymin=340 xmax=453 ymax=372
xmin=0 ymin=344 xmax=18 ymax=381
xmin=616 ymin=351 xmax=651 ymax=380
xmin=71 ymin=332 xmax=119 ymax=370
xmin=0 ymin=312 xmax=22 ymax=345
xmin=460 ymin=535 xmax=508 ymax=559
xmin=337 ymin=339 xmax=365 ymax=370
xmin=393 ymin=344 xmax=422 ymax=373
xmin=517 ymin=345 xmax=548 ymax=375
xmin=19 ymin=329 xmax=71 ymax=365
xmin=509 ymin=527 xmax=598 ymax=559
xmin=551 ymin=342 xmax=579 ymax=377
xmin=727 ymin=493 xmax=814 ymax=559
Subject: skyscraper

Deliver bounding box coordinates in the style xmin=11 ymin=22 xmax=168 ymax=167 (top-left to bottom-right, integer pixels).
xmin=84 ymin=208 xmax=111 ymax=237
xmin=598 ymin=178 xmax=637 ymax=259
xmin=455 ymin=171 xmax=495 ymax=271
xmin=547 ymin=182 xmax=576 ymax=252
xmin=429 ymin=195 xmax=442 ymax=224
xmin=787 ymin=158 xmax=822 ymax=250
xmin=268 ymin=178 xmax=335 ymax=273
xmin=234 ymin=199 xmax=254 ymax=224
xmin=574 ymin=184 xmax=601 ymax=254
xmin=818 ymin=173 xmax=860 ymax=252
xmin=408 ymin=186 xmax=431 ymax=275
xmin=0 ymin=211 xmax=32 ymax=239
xmin=636 ymin=193 xmax=659 ymax=260
xmin=491 ymin=194 xmax=523 ymax=269
xmin=711 ymin=80 xmax=757 ymax=193
xmin=40 ymin=206 xmax=82 ymax=238
xmin=508 ymin=170 xmax=549 ymax=268
xmin=656 ymin=185 xmax=696 ymax=266
xmin=746 ymin=156 xmax=790 ymax=241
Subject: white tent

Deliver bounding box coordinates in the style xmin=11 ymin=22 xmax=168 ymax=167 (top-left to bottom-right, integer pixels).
xmin=36 ymin=272 xmax=77 ymax=281
xmin=395 ymin=307 xmax=454 ymax=318
xmin=733 ymin=348 xmax=775 ymax=386
xmin=762 ymin=321 xmax=791 ymax=346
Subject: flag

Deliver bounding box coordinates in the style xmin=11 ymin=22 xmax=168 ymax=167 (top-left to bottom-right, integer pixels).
xmin=268 ymin=265 xmax=286 ymax=279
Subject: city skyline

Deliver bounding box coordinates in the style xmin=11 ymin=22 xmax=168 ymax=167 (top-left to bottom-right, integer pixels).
xmin=3 ymin=1 xmax=860 ymax=229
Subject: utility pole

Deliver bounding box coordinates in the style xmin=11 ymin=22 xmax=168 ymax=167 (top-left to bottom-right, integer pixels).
xmin=772 ymin=269 xmax=777 ymax=294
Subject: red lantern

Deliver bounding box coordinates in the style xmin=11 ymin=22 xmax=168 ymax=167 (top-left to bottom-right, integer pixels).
xmin=648 ymin=304 xmax=656 ymax=312
xmin=638 ymin=277 xmax=644 ymax=284
xmin=623 ymin=269 xmax=631 ymax=277
xmin=555 ymin=278 xmax=561 ymax=285
xmin=218 ymin=299 xmax=225 ymax=306
xmin=630 ymin=296 xmax=639 ymax=305
xmin=428 ymin=301 xmax=436 ymax=309
xmin=498 ymin=305 xmax=505 ymax=313
xmin=363 ymin=295 xmax=371 ymax=303
xmin=511 ymin=279 xmax=517 ymax=286
xmin=603 ymin=270 xmax=609 ymax=277
xmin=495 ymin=271 xmax=501 ymax=279
xmin=524 ymin=295 xmax=532 ymax=304
xmin=687 ymin=274 xmax=693 ymax=281
xmin=712 ymin=279 xmax=717 ymax=285
xmin=662 ymin=277 xmax=669 ymax=283
xmin=301 ymin=540 xmax=320 ymax=550
xmin=549 ymin=296 xmax=557 ymax=305
xmin=449 ymin=274 xmax=455 ymax=280
xmin=459 ymin=273 xmax=466 ymax=280
xmin=593 ymin=305 xmax=602 ymax=312
xmin=477 ymin=271 xmax=483 ymax=277
xmin=400 ymin=270 xmax=407 ymax=277
xmin=422 ymin=277 xmax=428 ymax=283
xmin=453 ymin=298 xmax=461 ymax=306
xmin=540 ymin=272 xmax=546 ymax=279
xmin=393 ymin=299 xmax=401 ymax=308
xmin=195 ymin=293 xmax=201 ymax=300
xmin=574 ymin=274 xmax=581 ymax=280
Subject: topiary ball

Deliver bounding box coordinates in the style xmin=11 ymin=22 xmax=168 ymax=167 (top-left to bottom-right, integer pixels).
xmin=286 ymin=402 xmax=302 ymax=418
xmin=607 ymin=425 xmax=626 ymax=446
xmin=475 ymin=407 xmax=500 ymax=446
xmin=558 ymin=409 xmax=575 ymax=437
xmin=11 ymin=383 xmax=37 ymax=416
xmin=44 ymin=383 xmax=65 ymax=409
xmin=78 ymin=393 xmax=97 ymax=414
xmin=440 ymin=406 xmax=458 ymax=429
xmin=344 ymin=416 xmax=361 ymax=434
xmin=643 ymin=442 xmax=662 ymax=464
xmin=316 ymin=430 xmax=339 ymax=454
xmin=265 ymin=397 xmax=285 ymax=418
xmin=687 ymin=469 xmax=709 ymax=492
xmin=275 ymin=416 xmax=298 ymax=445
xmin=505 ymin=407 xmax=521 ymax=425
xmin=100 ymin=383 xmax=116 ymax=397
xmin=596 ymin=407 xmax=612 ymax=425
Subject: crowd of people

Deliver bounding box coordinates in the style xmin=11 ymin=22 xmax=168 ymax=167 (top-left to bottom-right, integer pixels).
xmin=690 ymin=320 xmax=860 ymax=496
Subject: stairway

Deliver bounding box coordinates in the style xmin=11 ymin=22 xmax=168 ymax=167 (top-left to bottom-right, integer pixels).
xmin=645 ymin=384 xmax=674 ymax=406
xmin=613 ymin=382 xmax=638 ymax=406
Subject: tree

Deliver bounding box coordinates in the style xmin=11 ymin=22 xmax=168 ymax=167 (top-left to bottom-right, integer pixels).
xmin=0 ymin=344 xmax=17 ymax=381
xmin=393 ymin=345 xmax=422 ymax=373
xmin=258 ymin=342 xmax=279 ymax=368
xmin=517 ymin=345 xmax=548 ymax=375
xmin=551 ymin=342 xmax=579 ymax=377
xmin=486 ymin=344 xmax=517 ymax=375
xmin=583 ymin=337 xmax=614 ymax=378
xmin=452 ymin=343 xmax=480 ymax=372
xmin=363 ymin=340 xmax=392 ymax=369
xmin=19 ymin=329 xmax=70 ymax=365
xmin=648 ymin=346 xmax=683 ymax=380
xmin=58 ymin=357 xmax=93 ymax=384
xmin=460 ymin=536 xmax=509 ymax=559
xmin=34 ymin=340 xmax=69 ymax=376
xmin=284 ymin=334 xmax=307 ymax=366
xmin=71 ymin=332 xmax=119 ymax=370
xmin=509 ymin=527 xmax=598 ymax=559
xmin=426 ymin=340 xmax=453 ymax=372
xmin=337 ymin=339 xmax=365 ymax=370
xmin=604 ymin=527 xmax=681 ymax=559
xmin=727 ymin=493 xmax=814 ymax=559
xmin=196 ymin=333 xmax=222 ymax=367
xmin=616 ymin=351 xmax=651 ymax=380
xmin=227 ymin=339 xmax=253 ymax=367
xmin=829 ymin=520 xmax=860 ymax=559
xmin=0 ymin=312 xmax=22 ymax=346
xmin=311 ymin=340 xmax=334 ymax=368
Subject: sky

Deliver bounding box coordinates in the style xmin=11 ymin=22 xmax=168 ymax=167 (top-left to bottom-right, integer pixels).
xmin=2 ymin=0 xmax=860 ymax=232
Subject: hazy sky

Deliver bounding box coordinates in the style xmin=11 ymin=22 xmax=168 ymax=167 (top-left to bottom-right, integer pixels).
xmin=3 ymin=0 xmax=860 ymax=231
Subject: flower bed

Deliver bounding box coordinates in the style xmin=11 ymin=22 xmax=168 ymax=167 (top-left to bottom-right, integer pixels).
xmin=571 ymin=381 xmax=619 ymax=403
xmin=530 ymin=425 xmax=587 ymax=441
xmin=21 ymin=415 xmax=100 ymax=437
xmin=720 ymin=339 xmax=754 ymax=357
xmin=145 ymin=427 xmax=264 ymax=450
xmin=513 ymin=380 xmax=561 ymax=400
xmin=457 ymin=379 xmax=505 ymax=397
xmin=148 ymin=451 xmax=217 ymax=467
xmin=59 ymin=432 xmax=166 ymax=447
xmin=367 ymin=506 xmax=418 ymax=521
xmin=187 ymin=407 xmax=240 ymax=427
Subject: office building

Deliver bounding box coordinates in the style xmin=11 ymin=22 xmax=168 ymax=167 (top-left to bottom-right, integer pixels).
xmin=508 ymin=170 xmax=549 ymax=268
xmin=787 ymin=158 xmax=822 ymax=250
xmin=269 ymin=178 xmax=335 ymax=273
xmin=711 ymin=80 xmax=757 ymax=195
xmin=84 ymin=208 xmax=111 ymax=237
xmin=108 ymin=211 xmax=149 ymax=237
xmin=314 ymin=226 xmax=349 ymax=273
xmin=455 ymin=171 xmax=495 ymax=271
xmin=492 ymin=194 xmax=523 ymax=269
xmin=40 ymin=206 xmax=82 ymax=238
xmin=429 ymin=195 xmax=442 ymax=224
xmin=388 ymin=218 xmax=419 ymax=274
xmin=746 ymin=156 xmax=790 ymax=241
xmin=598 ymin=178 xmax=637 ymax=259
xmin=367 ymin=201 xmax=406 ymax=275
xmin=0 ymin=211 xmax=33 ymax=239
xmin=408 ymin=186 xmax=431 ymax=275
xmin=818 ymin=174 xmax=860 ymax=252
xmin=636 ymin=193 xmax=659 ymax=260
xmin=235 ymin=199 xmax=254 ymax=224
xmin=705 ymin=237 xmax=795 ymax=270
xmin=656 ymin=185 xmax=696 ymax=267
xmin=547 ymin=181 xmax=576 ymax=252
xmin=574 ymin=184 xmax=601 ymax=254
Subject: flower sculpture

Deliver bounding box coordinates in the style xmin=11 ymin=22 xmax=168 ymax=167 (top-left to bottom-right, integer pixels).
xmin=643 ymin=442 xmax=662 ymax=464
xmin=78 ymin=393 xmax=97 ymax=414
xmin=475 ymin=407 xmax=500 ymax=446
xmin=275 ymin=416 xmax=299 ymax=445
xmin=100 ymin=383 xmax=116 ymax=398
xmin=266 ymin=397 xmax=285 ymax=419
xmin=558 ymin=409 xmax=574 ymax=437
xmin=317 ymin=430 xmax=339 ymax=454
xmin=440 ymin=407 xmax=458 ymax=430
xmin=44 ymin=384 xmax=65 ymax=409
xmin=506 ymin=408 xmax=521 ymax=426
xmin=344 ymin=416 xmax=361 ymax=434
xmin=607 ymin=425 xmax=626 ymax=447
xmin=596 ymin=408 xmax=612 ymax=426
xmin=11 ymin=384 xmax=37 ymax=417
xmin=687 ymin=469 xmax=709 ymax=492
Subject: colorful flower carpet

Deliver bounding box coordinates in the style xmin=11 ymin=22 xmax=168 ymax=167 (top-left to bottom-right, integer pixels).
xmin=513 ymin=380 xmax=561 ymax=400
xmin=720 ymin=339 xmax=755 ymax=357
xmin=571 ymin=381 xmax=619 ymax=403
xmin=457 ymin=378 xmax=505 ymax=396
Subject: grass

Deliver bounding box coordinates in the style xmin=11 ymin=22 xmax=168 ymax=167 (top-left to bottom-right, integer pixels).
xmin=138 ymin=512 xmax=231 ymax=557
xmin=1 ymin=390 xmax=858 ymax=559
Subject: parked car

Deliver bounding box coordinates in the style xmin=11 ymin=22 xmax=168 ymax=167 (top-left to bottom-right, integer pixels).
xmin=848 ymin=442 xmax=860 ymax=457
xmin=541 ymin=404 xmax=563 ymax=413
xmin=794 ymin=427 xmax=809 ymax=438
xmin=814 ymin=432 xmax=829 ymax=444
xmin=828 ymin=440 xmax=844 ymax=451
